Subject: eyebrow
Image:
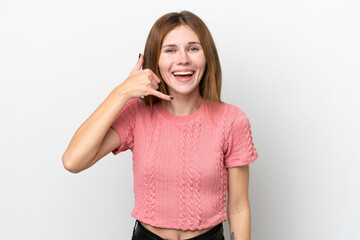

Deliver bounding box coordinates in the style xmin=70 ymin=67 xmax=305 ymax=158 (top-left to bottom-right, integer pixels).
xmin=161 ymin=41 xmax=201 ymax=49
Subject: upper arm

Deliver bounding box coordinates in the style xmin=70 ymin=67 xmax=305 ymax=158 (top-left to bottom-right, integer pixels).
xmin=227 ymin=165 xmax=250 ymax=212
xmin=88 ymin=127 xmax=121 ymax=167
xmin=109 ymin=98 xmax=137 ymax=154
xmin=224 ymin=107 xmax=258 ymax=168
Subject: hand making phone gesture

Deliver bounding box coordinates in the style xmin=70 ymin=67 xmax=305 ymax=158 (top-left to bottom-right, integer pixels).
xmin=119 ymin=54 xmax=173 ymax=101
xmin=62 ymin=53 xmax=172 ymax=173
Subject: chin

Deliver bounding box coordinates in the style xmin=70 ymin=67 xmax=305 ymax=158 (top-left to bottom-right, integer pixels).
xmin=170 ymin=86 xmax=199 ymax=96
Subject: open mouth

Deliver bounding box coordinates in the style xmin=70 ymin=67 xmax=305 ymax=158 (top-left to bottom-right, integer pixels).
xmin=172 ymin=71 xmax=195 ymax=77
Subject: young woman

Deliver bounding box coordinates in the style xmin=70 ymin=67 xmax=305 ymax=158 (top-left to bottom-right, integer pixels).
xmin=63 ymin=11 xmax=258 ymax=240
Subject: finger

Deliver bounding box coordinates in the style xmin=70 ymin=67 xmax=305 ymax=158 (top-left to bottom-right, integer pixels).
xmin=150 ymin=79 xmax=159 ymax=90
xmin=151 ymin=72 xmax=162 ymax=84
xmin=149 ymin=75 xmax=159 ymax=89
xmin=131 ymin=53 xmax=144 ymax=74
xmin=149 ymin=88 xmax=173 ymax=101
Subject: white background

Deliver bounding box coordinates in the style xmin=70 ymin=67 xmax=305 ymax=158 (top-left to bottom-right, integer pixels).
xmin=1 ymin=0 xmax=359 ymax=239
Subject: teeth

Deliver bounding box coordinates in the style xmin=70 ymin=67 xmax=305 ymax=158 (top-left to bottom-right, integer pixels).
xmin=173 ymin=71 xmax=194 ymax=76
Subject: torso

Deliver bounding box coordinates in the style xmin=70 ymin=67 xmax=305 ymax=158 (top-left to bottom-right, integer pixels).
xmin=140 ymin=221 xmax=213 ymax=240
xmin=129 ymin=99 xmax=229 ymax=238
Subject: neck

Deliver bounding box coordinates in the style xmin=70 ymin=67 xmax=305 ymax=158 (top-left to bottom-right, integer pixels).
xmin=163 ymin=94 xmax=204 ymax=116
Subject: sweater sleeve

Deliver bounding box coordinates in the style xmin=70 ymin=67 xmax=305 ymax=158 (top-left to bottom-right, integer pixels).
xmin=110 ymin=97 xmax=138 ymax=155
xmin=224 ymin=107 xmax=258 ymax=168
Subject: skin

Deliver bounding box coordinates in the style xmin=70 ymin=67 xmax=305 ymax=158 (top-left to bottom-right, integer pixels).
xmin=227 ymin=165 xmax=251 ymax=240
xmin=158 ymin=24 xmax=206 ymax=116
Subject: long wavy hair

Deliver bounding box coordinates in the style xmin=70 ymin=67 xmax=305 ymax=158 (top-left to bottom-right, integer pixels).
xmin=142 ymin=11 xmax=223 ymax=124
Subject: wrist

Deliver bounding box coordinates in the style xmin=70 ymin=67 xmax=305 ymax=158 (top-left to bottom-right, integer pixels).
xmin=110 ymin=85 xmax=131 ymax=101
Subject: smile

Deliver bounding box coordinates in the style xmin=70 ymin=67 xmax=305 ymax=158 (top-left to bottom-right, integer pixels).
xmin=172 ymin=71 xmax=194 ymax=77
xmin=172 ymin=71 xmax=195 ymax=82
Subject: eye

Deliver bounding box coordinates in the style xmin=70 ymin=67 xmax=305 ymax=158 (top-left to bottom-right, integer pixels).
xmin=189 ymin=47 xmax=199 ymax=51
xmin=165 ymin=49 xmax=174 ymax=53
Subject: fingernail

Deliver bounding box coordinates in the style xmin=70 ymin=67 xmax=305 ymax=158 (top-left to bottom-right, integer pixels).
xmin=170 ymin=96 xmax=174 ymax=100
xmin=138 ymin=53 xmax=141 ymax=59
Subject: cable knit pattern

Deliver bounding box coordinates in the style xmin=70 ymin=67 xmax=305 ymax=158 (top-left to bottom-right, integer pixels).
xmin=110 ymin=97 xmax=258 ymax=230
xmin=193 ymin=119 xmax=202 ymax=229
xmin=143 ymin=112 xmax=158 ymax=223
xmin=218 ymin=104 xmax=230 ymax=221
xmin=179 ymin=124 xmax=187 ymax=228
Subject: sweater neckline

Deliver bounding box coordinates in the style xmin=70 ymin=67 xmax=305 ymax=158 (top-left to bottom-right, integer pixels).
xmin=157 ymin=100 xmax=206 ymax=123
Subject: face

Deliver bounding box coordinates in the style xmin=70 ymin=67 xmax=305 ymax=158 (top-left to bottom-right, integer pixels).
xmin=158 ymin=25 xmax=206 ymax=97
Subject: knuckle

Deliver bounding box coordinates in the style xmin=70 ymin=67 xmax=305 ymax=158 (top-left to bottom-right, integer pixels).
xmin=146 ymin=85 xmax=152 ymax=92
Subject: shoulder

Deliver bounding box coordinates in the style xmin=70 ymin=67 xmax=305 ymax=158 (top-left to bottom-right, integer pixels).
xmin=220 ymin=102 xmax=249 ymax=123
xmin=128 ymin=97 xmax=144 ymax=106
xmin=124 ymin=97 xmax=147 ymax=112
xmin=127 ymin=97 xmax=161 ymax=120
xmin=218 ymin=102 xmax=256 ymax=141
xmin=113 ymin=97 xmax=145 ymax=121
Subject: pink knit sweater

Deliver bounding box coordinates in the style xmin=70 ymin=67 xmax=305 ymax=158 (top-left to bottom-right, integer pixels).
xmin=110 ymin=97 xmax=258 ymax=230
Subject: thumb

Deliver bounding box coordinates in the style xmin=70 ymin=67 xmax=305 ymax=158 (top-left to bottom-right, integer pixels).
xmin=131 ymin=53 xmax=144 ymax=73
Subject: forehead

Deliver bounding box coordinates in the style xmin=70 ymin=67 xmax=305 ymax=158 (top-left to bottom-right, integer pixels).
xmin=162 ymin=25 xmax=200 ymax=45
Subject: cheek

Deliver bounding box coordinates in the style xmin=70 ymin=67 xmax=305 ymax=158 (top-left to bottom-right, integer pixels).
xmin=197 ymin=58 xmax=206 ymax=80
xmin=158 ymin=59 xmax=164 ymax=72
xmin=198 ymin=61 xmax=206 ymax=75
xmin=194 ymin=54 xmax=206 ymax=70
xmin=158 ymin=59 xmax=171 ymax=83
xmin=158 ymin=55 xmax=172 ymax=71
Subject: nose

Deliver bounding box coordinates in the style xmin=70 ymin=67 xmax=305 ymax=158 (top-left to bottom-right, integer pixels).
xmin=176 ymin=50 xmax=190 ymax=65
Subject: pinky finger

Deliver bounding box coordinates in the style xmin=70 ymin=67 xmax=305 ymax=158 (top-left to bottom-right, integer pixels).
xmin=150 ymin=89 xmax=173 ymax=101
